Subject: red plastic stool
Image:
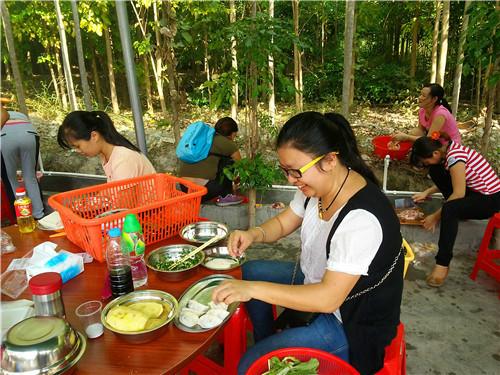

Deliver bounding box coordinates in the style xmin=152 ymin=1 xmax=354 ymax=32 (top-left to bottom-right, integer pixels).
xmin=469 ymin=213 xmax=500 ymax=296
xmin=376 ymin=323 xmax=406 ymax=375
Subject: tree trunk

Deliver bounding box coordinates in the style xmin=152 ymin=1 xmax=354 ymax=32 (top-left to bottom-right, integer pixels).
xmin=203 ymin=31 xmax=211 ymax=104
xmin=393 ymin=16 xmax=401 ymax=60
xmin=436 ymin=0 xmax=449 ymax=86
xmin=292 ymin=0 xmax=303 ymax=112
xmin=70 ymin=0 xmax=92 ymax=110
xmin=162 ymin=0 xmax=181 ymax=145
xmin=321 ymin=1 xmax=326 ymax=67
xmin=153 ymin=1 xmax=168 ymax=116
xmin=481 ymin=57 xmax=498 ymax=154
xmin=49 ymin=64 xmax=62 ymax=106
xmin=410 ymin=1 xmax=419 ymax=78
xmin=248 ymin=0 xmax=259 ymax=160
xmin=229 ymin=0 xmax=238 ymax=121
xmin=475 ymin=61 xmax=482 ymax=114
xmin=268 ymin=0 xmax=275 ymax=128
xmin=103 ymin=27 xmax=119 ymax=114
xmin=451 ymin=0 xmax=471 ymax=116
xmin=143 ymin=56 xmax=153 ymax=112
xmin=1 ymin=1 xmax=28 ymax=114
xmin=91 ymin=52 xmax=104 ymax=109
xmin=430 ymin=0 xmax=442 ymax=82
xmin=54 ymin=0 xmax=78 ymax=110
xmin=55 ymin=50 xmax=69 ymax=110
xmin=248 ymin=188 xmax=257 ymax=230
xmin=349 ymin=10 xmax=357 ymax=107
xmin=342 ymin=1 xmax=355 ymax=118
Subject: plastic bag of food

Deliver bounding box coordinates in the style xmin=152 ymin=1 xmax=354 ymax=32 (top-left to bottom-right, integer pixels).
xmin=1 ymin=230 xmax=16 ymax=254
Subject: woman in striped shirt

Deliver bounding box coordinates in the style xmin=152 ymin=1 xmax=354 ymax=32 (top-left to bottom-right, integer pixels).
xmin=410 ymin=132 xmax=500 ymax=287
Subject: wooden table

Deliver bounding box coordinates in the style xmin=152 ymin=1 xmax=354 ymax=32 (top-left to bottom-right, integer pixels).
xmin=1 ymin=226 xmax=242 ymax=374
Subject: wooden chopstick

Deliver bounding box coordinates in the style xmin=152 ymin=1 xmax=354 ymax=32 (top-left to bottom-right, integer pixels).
xmin=167 ymin=235 xmax=223 ymax=271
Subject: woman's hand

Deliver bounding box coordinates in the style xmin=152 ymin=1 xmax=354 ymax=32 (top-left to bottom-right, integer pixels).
xmin=412 ymin=191 xmax=428 ymax=203
xmin=212 ymin=280 xmax=252 ymax=305
xmin=422 ymin=212 xmax=440 ymax=232
xmin=392 ymin=132 xmax=408 ymax=142
xmin=227 ymin=230 xmax=254 ymax=257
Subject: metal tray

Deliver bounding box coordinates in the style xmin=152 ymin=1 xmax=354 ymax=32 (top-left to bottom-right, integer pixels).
xmin=202 ymin=246 xmax=245 ymax=271
xmin=180 ymin=221 xmax=229 ymax=244
xmin=174 ymin=274 xmax=238 ymax=333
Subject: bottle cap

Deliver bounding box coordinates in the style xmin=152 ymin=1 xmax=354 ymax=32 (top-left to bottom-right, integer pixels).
xmin=15 ymin=187 xmax=26 ymax=195
xmin=29 ymin=272 xmax=63 ymax=295
xmin=108 ymin=227 xmax=121 ymax=238
xmin=123 ymin=214 xmax=142 ymax=233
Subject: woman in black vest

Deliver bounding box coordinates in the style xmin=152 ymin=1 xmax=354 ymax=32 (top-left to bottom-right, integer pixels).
xmin=212 ymin=112 xmax=403 ymax=375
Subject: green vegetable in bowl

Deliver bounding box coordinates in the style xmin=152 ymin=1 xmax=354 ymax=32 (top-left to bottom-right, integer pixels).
xmin=154 ymin=249 xmax=201 ymax=271
xmin=263 ymin=356 xmax=319 ymax=374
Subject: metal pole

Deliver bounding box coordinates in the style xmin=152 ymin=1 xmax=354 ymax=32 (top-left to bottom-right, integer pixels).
xmin=115 ymin=0 xmax=148 ymax=155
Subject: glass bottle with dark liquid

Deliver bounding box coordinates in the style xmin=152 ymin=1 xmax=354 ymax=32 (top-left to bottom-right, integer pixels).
xmin=106 ymin=228 xmax=134 ymax=298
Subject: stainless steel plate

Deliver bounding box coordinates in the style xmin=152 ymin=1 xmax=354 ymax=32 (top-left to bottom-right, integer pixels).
xmin=180 ymin=221 xmax=228 ymax=244
xmin=202 ymin=246 xmax=245 ymax=271
xmin=174 ymin=274 xmax=238 ymax=333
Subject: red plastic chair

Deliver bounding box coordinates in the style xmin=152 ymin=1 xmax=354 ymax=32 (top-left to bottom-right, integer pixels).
xmin=246 ymin=347 xmax=359 ymax=375
xmin=469 ymin=213 xmax=500 ymax=297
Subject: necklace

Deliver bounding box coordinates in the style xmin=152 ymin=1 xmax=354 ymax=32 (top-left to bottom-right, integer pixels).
xmin=318 ymin=168 xmax=350 ymax=220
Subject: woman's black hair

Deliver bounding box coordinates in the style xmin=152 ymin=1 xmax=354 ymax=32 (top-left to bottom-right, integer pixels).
xmin=424 ymin=83 xmax=452 ymax=113
xmin=410 ymin=133 xmax=450 ymax=167
xmin=277 ymin=111 xmax=380 ymax=186
xmin=57 ymin=111 xmax=141 ymax=153
xmin=214 ymin=117 xmax=238 ymax=137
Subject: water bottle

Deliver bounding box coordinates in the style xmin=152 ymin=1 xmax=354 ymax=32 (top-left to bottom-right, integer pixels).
xmin=121 ymin=214 xmax=148 ymax=288
xmin=14 ymin=187 xmax=36 ymax=233
xmin=106 ymin=227 xmax=134 ymax=299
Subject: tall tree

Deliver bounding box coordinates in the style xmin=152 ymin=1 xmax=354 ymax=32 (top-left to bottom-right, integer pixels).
xmin=430 ymin=0 xmax=442 ymax=83
xmin=143 ymin=56 xmax=153 ymax=112
xmin=54 ymin=0 xmax=78 ymax=110
xmin=342 ymin=1 xmax=355 ymax=118
xmin=410 ymin=1 xmax=420 ymax=78
xmin=229 ymin=0 xmax=238 ymax=120
xmin=70 ymin=0 xmax=92 ymax=110
xmin=55 ymin=50 xmax=69 ymax=110
xmin=103 ymin=27 xmax=120 ymax=114
xmin=436 ymin=0 xmax=449 ymax=86
xmin=292 ymin=0 xmax=303 ymax=112
xmin=451 ymin=0 xmax=471 ymax=116
xmin=90 ymin=52 xmax=104 ymax=108
xmin=153 ymin=1 xmax=168 ymax=116
xmin=268 ymin=0 xmax=275 ymax=128
xmin=0 ymin=1 xmax=27 ymax=114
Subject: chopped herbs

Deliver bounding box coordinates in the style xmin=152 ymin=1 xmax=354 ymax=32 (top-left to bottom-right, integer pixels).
xmin=153 ymin=249 xmax=201 ymax=271
xmin=263 ymin=356 xmax=319 ymax=375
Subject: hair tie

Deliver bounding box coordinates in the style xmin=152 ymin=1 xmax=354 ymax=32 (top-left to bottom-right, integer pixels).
xmin=430 ymin=131 xmax=440 ymax=140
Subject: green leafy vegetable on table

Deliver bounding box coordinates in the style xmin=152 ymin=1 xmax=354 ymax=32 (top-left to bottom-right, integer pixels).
xmin=154 ymin=249 xmax=201 ymax=271
xmin=262 ymin=356 xmax=319 ymax=375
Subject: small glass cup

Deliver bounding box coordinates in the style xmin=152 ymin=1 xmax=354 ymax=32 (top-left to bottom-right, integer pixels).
xmin=75 ymin=300 xmax=104 ymax=339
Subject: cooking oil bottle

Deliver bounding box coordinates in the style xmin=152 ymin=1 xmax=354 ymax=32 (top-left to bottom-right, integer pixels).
xmin=14 ymin=187 xmax=36 ymax=233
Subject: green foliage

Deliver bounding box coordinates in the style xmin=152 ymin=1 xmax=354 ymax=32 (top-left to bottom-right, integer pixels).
xmin=223 ymin=154 xmax=283 ymax=192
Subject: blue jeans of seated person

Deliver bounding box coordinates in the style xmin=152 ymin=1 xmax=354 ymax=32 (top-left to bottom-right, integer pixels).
xmin=239 ymin=260 xmax=349 ymax=374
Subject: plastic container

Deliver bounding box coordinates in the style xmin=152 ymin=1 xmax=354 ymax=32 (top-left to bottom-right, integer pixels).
xmin=122 ymin=214 xmax=148 ymax=288
xmin=372 ymin=136 xmax=412 ymax=160
xmin=48 ymin=174 xmax=206 ymax=262
xmin=106 ymin=228 xmax=134 ymax=299
xmin=28 ymin=272 xmax=65 ymax=318
xmin=402 ymin=239 xmax=414 ymax=278
xmin=246 ymin=347 xmax=359 ymax=375
xmin=14 ymin=187 xmax=36 ymax=233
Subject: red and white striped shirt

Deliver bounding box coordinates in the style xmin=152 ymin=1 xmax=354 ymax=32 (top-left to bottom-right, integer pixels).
xmin=445 ymin=142 xmax=500 ymax=195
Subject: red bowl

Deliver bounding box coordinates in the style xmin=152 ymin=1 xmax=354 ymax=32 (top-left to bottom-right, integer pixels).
xmin=372 ymin=135 xmax=412 ymax=160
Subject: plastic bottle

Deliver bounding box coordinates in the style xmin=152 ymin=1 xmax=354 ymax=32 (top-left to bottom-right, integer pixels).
xmin=121 ymin=214 xmax=148 ymax=288
xmin=106 ymin=227 xmax=134 ymax=299
xmin=14 ymin=187 xmax=36 ymax=233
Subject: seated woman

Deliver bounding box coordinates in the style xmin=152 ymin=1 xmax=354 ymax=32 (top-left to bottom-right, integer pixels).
xmin=178 ymin=117 xmax=241 ymax=203
xmin=212 ymin=112 xmax=403 ymax=375
xmin=410 ymin=132 xmax=500 ymax=287
xmin=57 ymin=111 xmax=156 ymax=181
xmin=393 ymin=83 xmax=461 ymax=144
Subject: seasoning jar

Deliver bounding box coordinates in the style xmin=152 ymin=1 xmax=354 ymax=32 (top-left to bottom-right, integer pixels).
xmin=28 ymin=272 xmax=66 ymax=318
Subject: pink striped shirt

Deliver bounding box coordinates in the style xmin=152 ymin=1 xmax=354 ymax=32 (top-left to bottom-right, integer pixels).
xmin=445 ymin=142 xmax=500 ymax=195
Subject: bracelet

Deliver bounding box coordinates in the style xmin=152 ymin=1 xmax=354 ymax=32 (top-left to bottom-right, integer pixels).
xmin=254 ymin=226 xmax=266 ymax=242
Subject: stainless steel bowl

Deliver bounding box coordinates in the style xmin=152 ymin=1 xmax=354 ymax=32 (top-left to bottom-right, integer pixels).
xmin=202 ymin=246 xmax=245 ymax=271
xmin=1 ymin=316 xmax=87 ymax=375
xmin=101 ymin=290 xmax=178 ymax=344
xmin=180 ymin=221 xmax=228 ymax=244
xmin=146 ymin=244 xmax=205 ymax=281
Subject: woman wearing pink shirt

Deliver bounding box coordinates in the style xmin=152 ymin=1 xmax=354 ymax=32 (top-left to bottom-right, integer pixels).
xmin=58 ymin=111 xmax=156 ymax=182
xmin=393 ymin=83 xmax=461 ymax=144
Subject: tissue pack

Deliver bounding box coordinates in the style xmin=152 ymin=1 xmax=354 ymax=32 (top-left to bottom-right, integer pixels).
xmin=27 ymin=250 xmax=84 ymax=283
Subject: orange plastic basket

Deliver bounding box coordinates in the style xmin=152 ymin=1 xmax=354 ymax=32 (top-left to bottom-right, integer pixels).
xmin=48 ymin=173 xmax=206 ymax=262
xmin=246 ymin=347 xmax=359 ymax=375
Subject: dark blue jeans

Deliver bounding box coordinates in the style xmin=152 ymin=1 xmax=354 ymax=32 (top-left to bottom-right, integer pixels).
xmin=239 ymin=260 xmax=349 ymax=374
